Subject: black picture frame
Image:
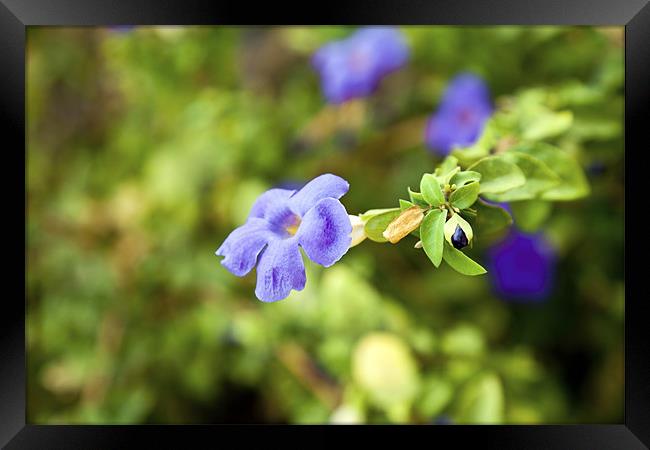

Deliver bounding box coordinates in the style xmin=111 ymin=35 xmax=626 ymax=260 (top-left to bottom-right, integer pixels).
xmin=3 ymin=0 xmax=648 ymax=448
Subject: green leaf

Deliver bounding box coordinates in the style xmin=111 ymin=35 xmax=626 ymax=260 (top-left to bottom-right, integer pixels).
xmin=360 ymin=208 xmax=401 ymax=222
xmin=364 ymin=209 xmax=402 ymax=243
xmin=442 ymin=241 xmax=486 ymax=276
xmin=417 ymin=378 xmax=453 ymax=418
xmin=554 ymin=81 xmax=604 ymax=107
xmin=437 ymin=166 xmax=461 ymax=186
xmin=459 ymin=209 xmax=477 ymax=220
xmin=420 ymin=209 xmax=446 ymax=267
xmin=469 ymin=156 xmax=526 ymax=194
xmin=510 ymin=200 xmax=552 ymax=232
xmin=438 ymin=155 xmax=459 ymax=175
xmin=449 ymin=182 xmax=480 ymax=210
xmin=441 ymin=325 xmax=485 ymax=356
xmin=473 ymin=200 xmax=513 ymax=236
xmin=522 ymin=110 xmax=573 ymax=140
xmin=455 ymin=372 xmax=504 ymax=424
xmin=513 ymin=143 xmax=590 ymax=200
xmin=408 ymin=187 xmax=429 ymax=207
xmin=452 ymin=117 xmax=499 ymax=167
xmin=399 ymin=199 xmax=415 ymax=211
xmin=435 ymin=156 xmax=461 ymax=185
xmin=571 ymin=115 xmax=622 ymax=141
xmin=484 ymin=152 xmax=560 ymax=202
xmin=450 ymin=170 xmax=482 ymax=187
xmin=420 ymin=174 xmax=445 ymax=206
xmin=452 ymin=144 xmax=491 ymax=168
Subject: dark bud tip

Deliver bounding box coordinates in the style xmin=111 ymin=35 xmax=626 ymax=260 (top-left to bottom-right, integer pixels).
xmin=451 ymin=225 xmax=469 ymax=249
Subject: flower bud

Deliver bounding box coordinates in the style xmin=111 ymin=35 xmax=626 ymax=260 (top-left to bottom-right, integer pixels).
xmin=382 ymin=206 xmax=425 ymax=244
xmin=444 ymin=213 xmax=474 ymax=248
xmin=451 ymin=225 xmax=469 ymax=249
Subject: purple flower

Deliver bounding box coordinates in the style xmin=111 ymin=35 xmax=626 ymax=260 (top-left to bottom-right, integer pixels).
xmin=425 ymin=73 xmax=494 ymax=156
xmin=216 ymin=174 xmax=352 ymax=302
xmin=480 ymin=198 xmax=512 ymax=215
xmin=312 ymin=27 xmax=409 ymax=104
xmin=433 ymin=415 xmax=454 ymax=425
xmin=486 ymin=229 xmax=557 ymax=302
xmin=108 ymin=26 xmax=136 ymax=34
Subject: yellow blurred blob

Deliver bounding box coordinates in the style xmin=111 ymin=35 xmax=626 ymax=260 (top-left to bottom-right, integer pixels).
xmin=352 ymin=332 xmax=420 ymax=415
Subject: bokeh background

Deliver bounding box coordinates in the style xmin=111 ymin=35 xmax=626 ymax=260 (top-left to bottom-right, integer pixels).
xmin=26 ymin=26 xmax=624 ymax=424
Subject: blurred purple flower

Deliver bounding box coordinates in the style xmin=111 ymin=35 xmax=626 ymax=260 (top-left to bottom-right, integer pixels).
xmin=586 ymin=160 xmax=607 ymax=178
xmin=312 ymin=27 xmax=410 ymax=104
xmin=108 ymin=26 xmax=136 ymax=34
xmin=480 ymin=198 xmax=512 ymax=215
xmin=486 ymin=229 xmax=556 ymax=302
xmin=425 ymin=73 xmax=494 ymax=156
xmin=433 ymin=415 xmax=454 ymax=425
xmin=216 ymin=174 xmax=352 ymax=302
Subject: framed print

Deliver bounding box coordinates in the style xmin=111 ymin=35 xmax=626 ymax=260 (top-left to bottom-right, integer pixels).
xmin=2 ymin=0 xmax=649 ymax=448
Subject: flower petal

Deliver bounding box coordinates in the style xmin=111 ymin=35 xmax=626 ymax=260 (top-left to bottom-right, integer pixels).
xmin=425 ymin=73 xmax=493 ymax=156
xmin=297 ymin=197 xmax=352 ymax=267
xmin=312 ymin=41 xmax=343 ymax=72
xmin=352 ymin=27 xmax=409 ymax=74
xmin=288 ymin=174 xmax=350 ymax=216
xmin=312 ymin=27 xmax=409 ymax=104
xmin=248 ymin=188 xmax=296 ymax=223
xmin=486 ymin=230 xmax=556 ymax=301
xmin=440 ymin=73 xmax=493 ymax=110
xmin=320 ymin=68 xmax=378 ymax=104
xmin=425 ymin=114 xmax=456 ymax=155
xmin=216 ymin=218 xmax=274 ymax=276
xmin=255 ymin=237 xmax=306 ymax=302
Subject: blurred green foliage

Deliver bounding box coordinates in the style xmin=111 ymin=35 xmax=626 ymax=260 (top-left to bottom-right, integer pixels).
xmin=27 ymin=26 xmax=623 ymax=424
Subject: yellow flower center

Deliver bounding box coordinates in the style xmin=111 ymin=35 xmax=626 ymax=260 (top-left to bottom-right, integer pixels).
xmin=285 ymin=216 xmax=301 ymax=236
